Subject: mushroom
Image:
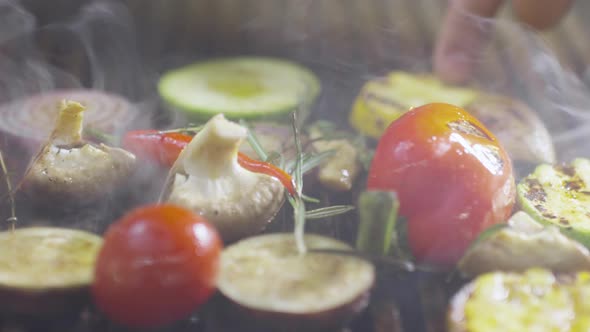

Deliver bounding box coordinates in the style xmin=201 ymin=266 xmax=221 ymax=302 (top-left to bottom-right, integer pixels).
xmin=161 ymin=114 xmax=285 ymax=243
xmin=19 ymin=100 xmax=136 ymax=209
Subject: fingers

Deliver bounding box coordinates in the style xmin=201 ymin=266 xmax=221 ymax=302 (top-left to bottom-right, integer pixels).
xmin=512 ymin=0 xmax=573 ymax=30
xmin=434 ymin=0 xmax=505 ymax=84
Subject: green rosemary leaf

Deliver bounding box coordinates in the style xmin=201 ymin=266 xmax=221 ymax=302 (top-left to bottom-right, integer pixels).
xmin=83 ymin=127 xmax=117 ymax=146
xmin=306 ymin=205 xmax=355 ymax=219
xmin=240 ymin=120 xmax=268 ymax=161
xmin=301 ymin=194 xmax=320 ymax=204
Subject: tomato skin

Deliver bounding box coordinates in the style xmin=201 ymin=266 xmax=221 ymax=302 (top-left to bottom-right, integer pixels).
xmin=122 ymin=130 xmax=296 ymax=195
xmin=367 ymin=103 xmax=515 ymax=267
xmin=92 ymin=204 xmax=222 ymax=328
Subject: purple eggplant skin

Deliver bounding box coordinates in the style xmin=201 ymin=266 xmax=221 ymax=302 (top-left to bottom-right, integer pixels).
xmin=208 ymin=289 xmax=371 ymax=332
xmin=0 ymin=285 xmax=90 ymax=319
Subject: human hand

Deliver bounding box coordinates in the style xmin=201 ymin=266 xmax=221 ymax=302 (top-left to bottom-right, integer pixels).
xmin=434 ymin=0 xmax=573 ymax=84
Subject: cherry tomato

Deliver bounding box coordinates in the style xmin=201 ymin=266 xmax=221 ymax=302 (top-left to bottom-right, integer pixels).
xmin=367 ymin=103 xmax=515 ymax=267
xmin=122 ymin=130 xmax=296 ymax=195
xmin=92 ymin=204 xmax=222 ymax=328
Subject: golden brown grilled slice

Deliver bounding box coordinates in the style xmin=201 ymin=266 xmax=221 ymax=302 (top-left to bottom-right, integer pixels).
xmin=448 ymin=269 xmax=590 ymax=332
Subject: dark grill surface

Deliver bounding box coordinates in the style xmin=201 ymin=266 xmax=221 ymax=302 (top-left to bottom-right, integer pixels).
xmin=2 ymin=1 xmax=590 ymax=331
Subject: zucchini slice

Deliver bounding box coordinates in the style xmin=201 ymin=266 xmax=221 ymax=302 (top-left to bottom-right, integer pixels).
xmin=0 ymin=227 xmax=102 ymax=316
xmin=158 ymin=57 xmax=320 ymax=121
xmin=448 ymin=269 xmax=590 ymax=332
xmin=517 ymin=158 xmax=590 ymax=247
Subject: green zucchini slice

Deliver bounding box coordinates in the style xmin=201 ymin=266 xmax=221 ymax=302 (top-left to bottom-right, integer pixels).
xmin=158 ymin=57 xmax=320 ymax=121
xmin=517 ymin=158 xmax=590 ymax=247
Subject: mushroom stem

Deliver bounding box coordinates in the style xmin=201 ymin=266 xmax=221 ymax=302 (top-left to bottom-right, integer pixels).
xmin=181 ymin=114 xmax=248 ymax=178
xmin=50 ymin=100 xmax=85 ymax=146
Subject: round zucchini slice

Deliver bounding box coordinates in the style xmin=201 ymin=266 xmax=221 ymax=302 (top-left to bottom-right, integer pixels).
xmin=448 ymin=269 xmax=590 ymax=332
xmin=217 ymin=233 xmax=375 ymax=331
xmin=517 ymin=158 xmax=590 ymax=248
xmin=158 ymin=57 xmax=320 ymax=121
xmin=0 ymin=227 xmax=102 ymax=317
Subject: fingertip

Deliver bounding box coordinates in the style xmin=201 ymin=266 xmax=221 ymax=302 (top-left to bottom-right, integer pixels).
xmin=433 ymin=51 xmax=474 ymax=85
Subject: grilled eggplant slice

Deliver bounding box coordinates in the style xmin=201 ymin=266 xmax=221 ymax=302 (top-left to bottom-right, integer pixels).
xmin=465 ymin=95 xmax=556 ymax=166
xmin=517 ymin=158 xmax=590 ymax=248
xmin=0 ymin=227 xmax=102 ymax=317
xmin=448 ymin=269 xmax=590 ymax=332
xmin=348 ymin=71 xmax=555 ymax=167
xmin=217 ymin=233 xmax=375 ymax=331
xmin=458 ymin=211 xmax=590 ymax=276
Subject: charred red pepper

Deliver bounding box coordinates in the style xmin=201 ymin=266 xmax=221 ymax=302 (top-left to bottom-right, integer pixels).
xmin=122 ymin=130 xmax=296 ymax=196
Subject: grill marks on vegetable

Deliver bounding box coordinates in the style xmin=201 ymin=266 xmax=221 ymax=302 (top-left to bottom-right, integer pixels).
xmin=518 ymin=160 xmax=590 ymax=238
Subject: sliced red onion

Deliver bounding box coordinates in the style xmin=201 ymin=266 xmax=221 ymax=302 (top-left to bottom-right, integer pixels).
xmin=0 ymin=89 xmax=139 ymax=144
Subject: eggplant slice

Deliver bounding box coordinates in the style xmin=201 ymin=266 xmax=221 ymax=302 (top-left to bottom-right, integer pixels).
xmin=348 ymin=71 xmax=555 ymax=168
xmin=217 ymin=233 xmax=375 ymax=331
xmin=0 ymin=227 xmax=102 ymax=317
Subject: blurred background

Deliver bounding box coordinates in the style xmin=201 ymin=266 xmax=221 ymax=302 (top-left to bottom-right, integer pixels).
xmin=4 ymin=0 xmax=590 ymax=162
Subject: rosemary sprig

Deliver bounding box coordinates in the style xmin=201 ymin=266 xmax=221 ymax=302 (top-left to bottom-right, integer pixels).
xmin=306 ymin=205 xmax=355 ymax=220
xmin=291 ymin=111 xmax=306 ymax=254
xmin=284 ymin=149 xmax=336 ymax=175
xmin=239 ymin=120 xmax=269 ymax=162
xmin=159 ymin=124 xmax=205 ymax=134
xmin=301 ymin=194 xmax=320 ymax=204
xmin=240 ymin=117 xmax=357 ymax=254
xmin=0 ymin=150 xmax=16 ymax=231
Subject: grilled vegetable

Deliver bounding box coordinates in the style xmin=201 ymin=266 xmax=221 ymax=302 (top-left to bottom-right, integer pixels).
xmin=19 ymin=100 xmax=136 ymax=209
xmin=158 ymin=57 xmax=320 ymax=122
xmin=0 ymin=227 xmax=102 ymax=317
xmin=161 ymin=114 xmax=285 ymax=242
xmin=465 ymin=94 xmax=556 ymax=165
xmin=349 ymin=72 xmax=477 ymax=138
xmin=217 ymin=233 xmax=375 ymax=331
xmin=309 ymin=127 xmax=362 ymax=192
xmin=122 ymin=129 xmax=295 ymax=195
xmin=92 ymin=204 xmax=222 ymax=328
xmin=517 ymin=158 xmax=590 ymax=248
xmin=448 ymin=269 xmax=590 ymax=332
xmin=0 ymin=89 xmax=139 ymax=158
xmin=458 ymin=211 xmax=590 ymax=276
xmin=367 ymin=103 xmax=516 ymax=267
xmin=349 ymin=71 xmax=555 ymax=166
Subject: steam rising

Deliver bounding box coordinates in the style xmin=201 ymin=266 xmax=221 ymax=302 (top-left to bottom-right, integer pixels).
xmin=0 ymin=0 xmax=589 ymax=231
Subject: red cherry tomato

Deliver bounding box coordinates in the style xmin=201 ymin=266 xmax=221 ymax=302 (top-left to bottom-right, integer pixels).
xmin=122 ymin=130 xmax=296 ymax=195
xmin=367 ymin=103 xmax=515 ymax=267
xmin=92 ymin=204 xmax=222 ymax=328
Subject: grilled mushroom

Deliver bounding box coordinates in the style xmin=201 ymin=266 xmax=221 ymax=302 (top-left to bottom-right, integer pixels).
xmin=161 ymin=114 xmax=285 ymax=243
xmin=19 ymin=100 xmax=136 ymax=209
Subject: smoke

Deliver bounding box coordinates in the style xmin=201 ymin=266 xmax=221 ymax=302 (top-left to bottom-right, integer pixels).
xmin=0 ymin=0 xmax=589 ymax=225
